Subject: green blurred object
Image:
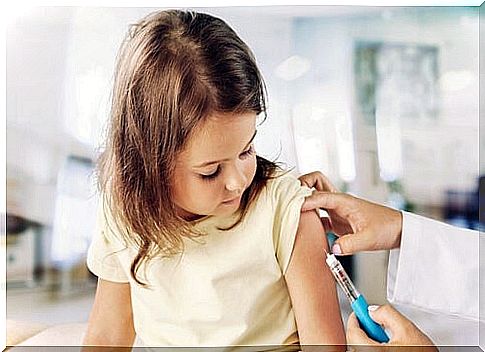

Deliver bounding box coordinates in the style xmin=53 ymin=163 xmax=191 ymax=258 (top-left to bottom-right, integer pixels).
xmin=326 ymin=232 xmax=354 ymax=280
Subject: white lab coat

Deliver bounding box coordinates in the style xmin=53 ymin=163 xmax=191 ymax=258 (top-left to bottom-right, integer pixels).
xmin=386 ymin=211 xmax=482 ymax=345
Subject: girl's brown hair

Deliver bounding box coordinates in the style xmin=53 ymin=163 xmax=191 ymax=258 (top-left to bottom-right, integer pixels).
xmin=97 ymin=10 xmax=281 ymax=285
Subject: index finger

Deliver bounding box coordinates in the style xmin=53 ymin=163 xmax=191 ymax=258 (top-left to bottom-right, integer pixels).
xmin=299 ymin=171 xmax=338 ymax=192
xmin=301 ymin=191 xmax=347 ymax=212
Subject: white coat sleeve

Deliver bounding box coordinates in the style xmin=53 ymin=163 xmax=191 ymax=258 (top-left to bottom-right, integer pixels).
xmin=386 ymin=211 xmax=480 ymax=321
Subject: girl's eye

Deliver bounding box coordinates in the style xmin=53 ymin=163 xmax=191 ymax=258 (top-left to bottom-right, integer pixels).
xmin=240 ymin=145 xmax=255 ymax=159
xmin=200 ymin=166 xmax=221 ymax=180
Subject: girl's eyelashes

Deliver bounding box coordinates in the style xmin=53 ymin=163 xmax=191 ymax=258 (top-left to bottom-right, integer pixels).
xmin=200 ymin=166 xmax=221 ymax=180
xmin=240 ymin=144 xmax=255 ymax=159
xmin=199 ymin=145 xmax=255 ymax=181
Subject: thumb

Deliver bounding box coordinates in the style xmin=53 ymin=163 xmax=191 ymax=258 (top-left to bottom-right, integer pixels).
xmin=346 ymin=312 xmax=377 ymax=345
xmin=367 ymin=304 xmax=409 ymax=334
xmin=333 ymin=232 xmax=372 ymax=255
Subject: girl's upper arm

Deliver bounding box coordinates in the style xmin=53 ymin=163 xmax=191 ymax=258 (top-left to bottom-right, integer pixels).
xmin=284 ymin=210 xmax=346 ymax=347
xmin=83 ymin=278 xmax=136 ymax=347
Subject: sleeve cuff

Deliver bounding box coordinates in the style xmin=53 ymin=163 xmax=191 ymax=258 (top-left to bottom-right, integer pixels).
xmin=86 ymin=246 xmax=130 ymax=283
xmin=387 ymin=210 xmax=420 ymax=305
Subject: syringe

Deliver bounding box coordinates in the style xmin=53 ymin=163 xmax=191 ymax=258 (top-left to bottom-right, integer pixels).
xmin=324 ymin=249 xmax=390 ymax=343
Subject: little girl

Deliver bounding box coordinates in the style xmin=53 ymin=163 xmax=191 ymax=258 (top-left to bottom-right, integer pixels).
xmin=83 ymin=9 xmax=345 ymax=350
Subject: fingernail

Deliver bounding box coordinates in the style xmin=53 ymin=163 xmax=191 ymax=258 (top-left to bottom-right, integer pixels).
xmin=332 ymin=244 xmax=342 ymax=255
xmin=368 ymin=305 xmax=379 ymax=312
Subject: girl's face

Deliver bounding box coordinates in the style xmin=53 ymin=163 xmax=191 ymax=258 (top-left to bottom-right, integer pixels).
xmin=171 ymin=112 xmax=258 ymax=220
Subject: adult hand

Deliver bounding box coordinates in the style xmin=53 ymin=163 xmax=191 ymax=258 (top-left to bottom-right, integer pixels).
xmin=299 ymin=171 xmax=402 ymax=255
xmin=298 ymin=172 xmax=354 ymax=237
xmin=347 ymin=304 xmax=437 ymax=351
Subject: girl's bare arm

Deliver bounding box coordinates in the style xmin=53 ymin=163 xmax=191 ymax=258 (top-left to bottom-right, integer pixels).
xmin=285 ymin=210 xmax=346 ymax=349
xmin=82 ymin=278 xmax=136 ymax=349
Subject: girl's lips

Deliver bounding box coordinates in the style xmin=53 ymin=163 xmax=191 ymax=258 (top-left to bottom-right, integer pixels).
xmin=222 ymin=195 xmax=241 ymax=204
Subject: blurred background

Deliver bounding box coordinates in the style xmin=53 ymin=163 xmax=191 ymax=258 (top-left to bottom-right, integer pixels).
xmin=5 ymin=4 xmax=481 ymax=345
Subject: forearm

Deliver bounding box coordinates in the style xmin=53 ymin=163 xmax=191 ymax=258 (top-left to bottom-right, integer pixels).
xmin=82 ymin=279 xmax=136 ymax=348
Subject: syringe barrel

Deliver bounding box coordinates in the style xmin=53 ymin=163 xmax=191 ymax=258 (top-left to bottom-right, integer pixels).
xmin=326 ymin=254 xmax=360 ymax=302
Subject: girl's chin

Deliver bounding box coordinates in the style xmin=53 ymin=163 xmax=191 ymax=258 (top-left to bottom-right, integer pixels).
xmin=176 ymin=207 xmax=205 ymax=221
xmin=177 ymin=201 xmax=242 ymax=221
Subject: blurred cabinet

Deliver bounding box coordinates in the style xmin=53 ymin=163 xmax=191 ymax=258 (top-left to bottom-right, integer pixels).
xmin=5 ymin=215 xmax=43 ymax=286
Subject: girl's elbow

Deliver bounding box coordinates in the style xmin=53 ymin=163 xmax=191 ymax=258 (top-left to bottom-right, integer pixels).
xmin=82 ymin=327 xmax=135 ymax=348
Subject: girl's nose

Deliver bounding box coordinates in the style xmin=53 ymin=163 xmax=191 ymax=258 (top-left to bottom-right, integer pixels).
xmin=225 ymin=165 xmax=246 ymax=194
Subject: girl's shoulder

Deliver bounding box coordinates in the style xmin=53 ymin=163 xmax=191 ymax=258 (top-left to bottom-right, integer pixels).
xmin=264 ymin=171 xmax=309 ymax=197
xmin=262 ymin=171 xmax=312 ymax=211
xmin=261 ymin=171 xmax=313 ymax=274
